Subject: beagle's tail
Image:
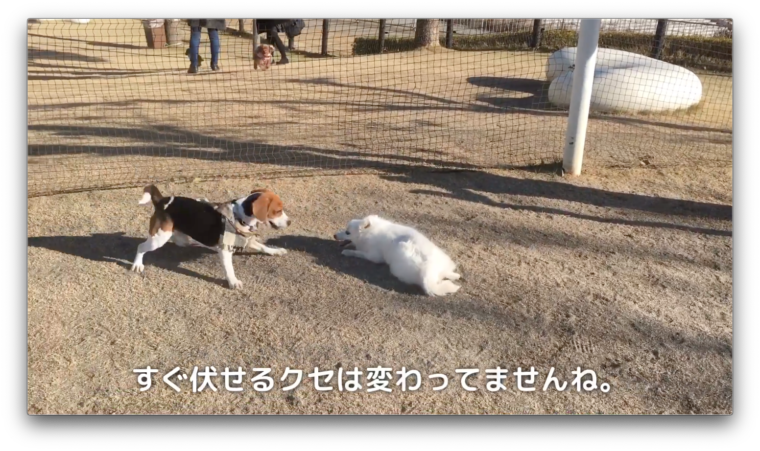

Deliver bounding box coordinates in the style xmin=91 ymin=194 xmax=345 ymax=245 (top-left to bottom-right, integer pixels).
xmin=138 ymin=185 xmax=164 ymax=207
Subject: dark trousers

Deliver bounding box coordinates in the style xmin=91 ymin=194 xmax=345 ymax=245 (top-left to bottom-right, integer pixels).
xmin=257 ymin=20 xmax=289 ymax=60
xmin=189 ymin=27 xmax=220 ymax=66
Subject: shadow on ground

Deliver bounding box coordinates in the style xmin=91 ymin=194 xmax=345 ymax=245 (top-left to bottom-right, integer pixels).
xmin=468 ymin=76 xmax=556 ymax=111
xmin=28 ymin=123 xmax=732 ymax=235
xmin=380 ymin=171 xmax=732 ymax=236
xmin=27 ymin=233 xmax=228 ymax=287
xmin=266 ymin=234 xmax=422 ymax=295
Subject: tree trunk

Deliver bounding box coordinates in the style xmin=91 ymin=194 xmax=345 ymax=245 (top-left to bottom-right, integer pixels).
xmin=414 ymin=19 xmax=440 ymax=48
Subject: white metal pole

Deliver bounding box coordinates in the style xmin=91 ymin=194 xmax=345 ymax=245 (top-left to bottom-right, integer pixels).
xmin=562 ymin=19 xmax=601 ymax=175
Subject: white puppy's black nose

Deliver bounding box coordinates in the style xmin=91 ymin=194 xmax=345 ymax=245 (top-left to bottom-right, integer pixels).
xmin=333 ymin=234 xmax=338 ymax=239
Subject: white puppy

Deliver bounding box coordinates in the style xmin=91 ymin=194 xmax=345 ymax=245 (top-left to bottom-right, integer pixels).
xmin=334 ymin=215 xmax=460 ymax=296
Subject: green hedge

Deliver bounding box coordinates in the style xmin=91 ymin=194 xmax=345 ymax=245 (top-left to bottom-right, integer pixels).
xmin=353 ymin=30 xmax=732 ymax=73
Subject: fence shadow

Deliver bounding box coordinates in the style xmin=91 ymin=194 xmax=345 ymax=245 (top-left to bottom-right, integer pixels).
xmin=27 ymin=48 xmax=107 ymax=64
xmin=28 ymin=33 xmax=146 ymax=50
xmin=27 ymin=77 xmax=733 ymax=137
xmin=380 ymin=171 xmax=732 ymax=235
xmin=28 ymin=126 xmax=733 ymax=236
xmin=28 ymin=123 xmax=731 ymax=234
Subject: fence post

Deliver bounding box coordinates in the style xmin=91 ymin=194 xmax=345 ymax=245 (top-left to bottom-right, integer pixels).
xmin=531 ymin=19 xmax=543 ymax=48
xmin=379 ymin=19 xmax=387 ymax=53
xmin=562 ymin=19 xmax=601 ymax=176
xmin=651 ymin=19 xmax=668 ymax=60
xmin=446 ymin=19 xmax=454 ymax=48
xmin=321 ymin=19 xmax=330 ymax=56
xmin=252 ymin=19 xmax=260 ymax=57
xmin=165 ymin=19 xmax=182 ymax=46
xmin=238 ymin=19 xmax=245 ymax=34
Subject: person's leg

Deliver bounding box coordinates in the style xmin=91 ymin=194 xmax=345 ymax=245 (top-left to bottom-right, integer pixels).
xmin=188 ymin=26 xmax=201 ymax=72
xmin=208 ymin=28 xmax=220 ymax=70
xmin=266 ymin=26 xmax=289 ymax=64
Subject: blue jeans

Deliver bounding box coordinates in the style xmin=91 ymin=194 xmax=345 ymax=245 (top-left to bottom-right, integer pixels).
xmin=189 ymin=26 xmax=220 ymax=66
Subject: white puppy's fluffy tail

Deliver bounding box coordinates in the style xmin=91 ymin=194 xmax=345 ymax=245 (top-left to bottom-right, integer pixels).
xmin=423 ymin=276 xmax=460 ymax=296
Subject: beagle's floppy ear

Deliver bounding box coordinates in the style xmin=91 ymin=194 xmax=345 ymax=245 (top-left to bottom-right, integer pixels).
xmin=252 ymin=191 xmax=273 ymax=222
xmin=139 ymin=184 xmax=162 ymax=206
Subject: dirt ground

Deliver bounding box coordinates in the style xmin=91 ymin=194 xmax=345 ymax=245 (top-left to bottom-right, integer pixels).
xmin=27 ymin=164 xmax=732 ymax=414
xmin=27 ymin=20 xmax=732 ymax=414
xmin=28 ymin=20 xmax=732 ymax=197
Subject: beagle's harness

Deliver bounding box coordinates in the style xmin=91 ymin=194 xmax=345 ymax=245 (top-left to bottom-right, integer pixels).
xmin=196 ymin=198 xmax=258 ymax=253
xmin=219 ymin=218 xmax=256 ymax=253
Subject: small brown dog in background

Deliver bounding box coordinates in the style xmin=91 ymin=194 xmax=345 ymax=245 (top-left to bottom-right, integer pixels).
xmin=254 ymin=44 xmax=275 ymax=70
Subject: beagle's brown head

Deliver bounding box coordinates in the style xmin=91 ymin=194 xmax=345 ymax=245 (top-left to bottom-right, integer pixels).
xmin=243 ymin=188 xmax=291 ymax=229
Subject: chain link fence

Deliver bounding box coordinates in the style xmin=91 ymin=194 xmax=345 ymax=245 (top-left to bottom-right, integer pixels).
xmin=27 ymin=18 xmax=732 ymax=197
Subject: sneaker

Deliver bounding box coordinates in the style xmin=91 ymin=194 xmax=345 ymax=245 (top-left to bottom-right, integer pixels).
xmin=276 ymin=58 xmax=289 ymax=65
xmin=211 ymin=63 xmax=220 ymax=71
xmin=188 ymin=64 xmax=198 ymax=74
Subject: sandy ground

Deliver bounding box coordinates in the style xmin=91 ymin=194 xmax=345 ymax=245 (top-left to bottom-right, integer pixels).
xmin=27 ymin=20 xmax=733 ymax=414
xmin=28 ymin=20 xmax=732 ymax=197
xmin=28 ymin=164 xmax=732 ymax=414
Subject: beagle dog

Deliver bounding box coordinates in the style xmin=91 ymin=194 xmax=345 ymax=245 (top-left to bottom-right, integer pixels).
xmin=131 ymin=185 xmax=291 ymax=289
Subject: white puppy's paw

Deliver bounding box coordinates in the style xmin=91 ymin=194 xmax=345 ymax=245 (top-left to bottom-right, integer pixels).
xmin=267 ymin=247 xmax=287 ymax=256
xmin=131 ymin=263 xmax=144 ymax=273
xmin=446 ymin=272 xmax=461 ymax=281
xmin=227 ymin=278 xmax=243 ymax=289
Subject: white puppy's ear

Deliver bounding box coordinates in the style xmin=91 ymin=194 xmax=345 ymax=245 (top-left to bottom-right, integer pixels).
xmin=361 ymin=216 xmax=372 ymax=229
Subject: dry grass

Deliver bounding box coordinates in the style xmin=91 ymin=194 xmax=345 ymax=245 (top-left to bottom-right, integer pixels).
xmin=28 ymin=165 xmax=732 ymax=414
xmin=27 ymin=20 xmax=732 ymax=414
xmin=28 ymin=20 xmax=732 ymax=196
